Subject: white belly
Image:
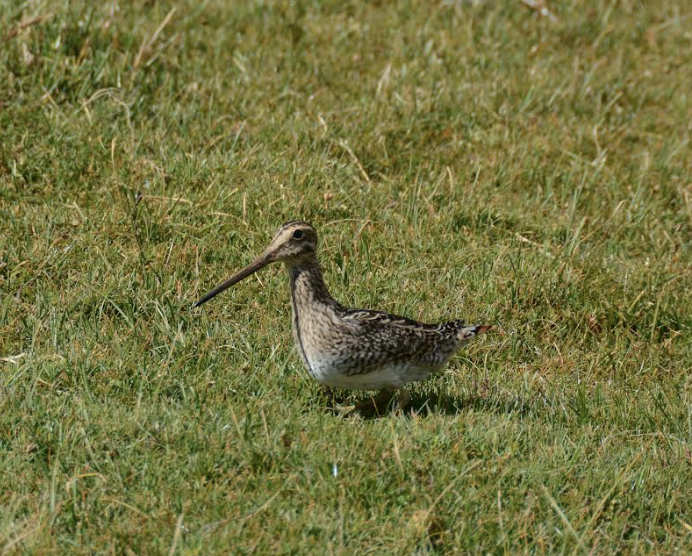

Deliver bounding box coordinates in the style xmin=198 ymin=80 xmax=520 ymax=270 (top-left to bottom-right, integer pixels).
xmin=307 ymin=356 xmax=435 ymax=391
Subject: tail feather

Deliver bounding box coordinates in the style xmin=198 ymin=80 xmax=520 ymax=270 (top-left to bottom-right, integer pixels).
xmin=457 ymin=324 xmax=492 ymax=342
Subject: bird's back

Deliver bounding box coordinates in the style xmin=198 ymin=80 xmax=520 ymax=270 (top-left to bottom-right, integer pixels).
xmin=328 ymin=308 xmax=480 ymax=375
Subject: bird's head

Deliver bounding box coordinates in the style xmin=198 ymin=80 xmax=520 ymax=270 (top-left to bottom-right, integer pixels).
xmin=192 ymin=220 xmax=318 ymax=308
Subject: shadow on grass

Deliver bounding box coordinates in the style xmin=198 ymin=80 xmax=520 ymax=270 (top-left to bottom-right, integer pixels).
xmin=407 ymin=391 xmax=534 ymax=418
xmin=321 ymin=389 xmax=535 ymax=420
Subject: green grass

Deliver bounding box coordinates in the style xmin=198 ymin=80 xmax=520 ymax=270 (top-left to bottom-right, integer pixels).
xmin=1 ymin=0 xmax=692 ymax=553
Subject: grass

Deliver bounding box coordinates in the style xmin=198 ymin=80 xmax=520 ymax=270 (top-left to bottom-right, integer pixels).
xmin=1 ymin=0 xmax=692 ymax=553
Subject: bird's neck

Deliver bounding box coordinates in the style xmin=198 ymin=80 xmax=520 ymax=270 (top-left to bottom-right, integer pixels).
xmin=287 ymin=256 xmax=338 ymax=309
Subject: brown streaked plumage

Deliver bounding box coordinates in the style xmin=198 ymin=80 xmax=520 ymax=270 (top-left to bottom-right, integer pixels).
xmin=193 ymin=221 xmax=490 ymax=413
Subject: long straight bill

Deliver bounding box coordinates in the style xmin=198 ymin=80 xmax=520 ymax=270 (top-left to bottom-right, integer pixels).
xmin=192 ymin=255 xmax=271 ymax=308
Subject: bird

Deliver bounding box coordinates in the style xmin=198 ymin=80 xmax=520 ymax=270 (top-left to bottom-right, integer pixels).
xmin=192 ymin=221 xmax=490 ymax=414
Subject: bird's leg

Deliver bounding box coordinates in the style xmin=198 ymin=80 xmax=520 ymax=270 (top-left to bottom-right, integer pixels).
xmin=372 ymin=389 xmax=398 ymax=413
xmin=348 ymin=389 xmax=410 ymax=416
xmin=395 ymin=389 xmax=411 ymax=412
xmin=352 ymin=389 xmax=397 ymax=415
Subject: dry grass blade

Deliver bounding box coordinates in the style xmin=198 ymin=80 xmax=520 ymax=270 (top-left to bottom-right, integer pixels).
xmin=134 ymin=8 xmax=176 ymax=70
xmin=2 ymin=13 xmax=53 ymax=42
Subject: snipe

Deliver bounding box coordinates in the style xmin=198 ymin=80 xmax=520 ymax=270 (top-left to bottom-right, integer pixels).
xmin=193 ymin=221 xmax=490 ymax=413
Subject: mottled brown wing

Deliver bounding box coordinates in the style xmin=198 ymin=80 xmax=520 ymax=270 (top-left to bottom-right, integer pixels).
xmin=335 ymin=307 xmax=462 ymax=375
xmin=339 ymin=307 xmax=465 ymax=334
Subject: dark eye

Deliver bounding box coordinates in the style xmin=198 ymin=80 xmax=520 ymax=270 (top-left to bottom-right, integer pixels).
xmin=292 ymin=229 xmax=304 ymax=240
